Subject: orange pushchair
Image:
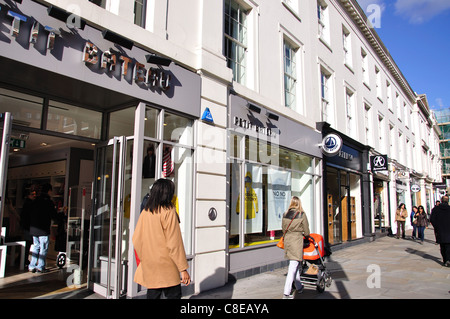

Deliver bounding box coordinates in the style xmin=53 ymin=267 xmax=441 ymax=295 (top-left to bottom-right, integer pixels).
xmin=300 ymin=233 xmax=332 ymax=293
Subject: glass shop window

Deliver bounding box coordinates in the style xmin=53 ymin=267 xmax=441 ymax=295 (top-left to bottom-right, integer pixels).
xmin=0 ymin=88 xmax=43 ymax=129
xmin=163 ymin=112 xmax=193 ymax=146
xmin=47 ymin=101 xmax=102 ymax=139
xmin=229 ymin=134 xmax=316 ymax=248
xmin=108 ymin=107 xmax=135 ymax=138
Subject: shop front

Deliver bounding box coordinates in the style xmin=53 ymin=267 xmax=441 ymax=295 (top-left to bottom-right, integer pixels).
xmin=318 ymin=124 xmax=372 ymax=246
xmin=227 ymin=94 xmax=323 ymax=275
xmin=370 ymin=154 xmax=391 ymax=233
xmin=0 ymin=0 xmax=200 ymax=299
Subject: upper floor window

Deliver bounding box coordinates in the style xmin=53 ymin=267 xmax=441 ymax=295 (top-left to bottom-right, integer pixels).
xmin=134 ymin=0 xmax=146 ymax=28
xmin=283 ymin=39 xmax=297 ymax=110
xmin=386 ymin=81 xmax=393 ymax=112
xmin=345 ymin=88 xmax=355 ymax=137
xmin=375 ymin=66 xmax=382 ymax=99
xmin=361 ymin=48 xmax=369 ymax=85
xmin=364 ymin=103 xmax=372 ymax=146
xmin=342 ymin=26 xmax=352 ymax=68
xmin=317 ymin=0 xmax=330 ymax=44
xmin=224 ymin=0 xmax=248 ymax=84
xmin=320 ymin=67 xmax=334 ymax=126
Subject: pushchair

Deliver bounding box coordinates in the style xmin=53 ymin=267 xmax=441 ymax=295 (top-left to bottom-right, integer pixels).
xmin=300 ymin=233 xmax=332 ymax=293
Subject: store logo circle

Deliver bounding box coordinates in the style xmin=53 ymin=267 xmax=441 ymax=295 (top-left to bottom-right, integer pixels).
xmin=321 ymin=133 xmax=342 ymax=157
xmin=373 ymin=156 xmax=385 ymax=168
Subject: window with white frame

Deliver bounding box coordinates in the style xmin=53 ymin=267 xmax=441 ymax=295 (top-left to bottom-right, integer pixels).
xmin=283 ymin=0 xmax=299 ymax=13
xmin=284 ymin=39 xmax=298 ymax=111
xmin=364 ymin=103 xmax=372 ymax=146
xmin=375 ymin=66 xmax=382 ymax=99
xmin=378 ymin=114 xmax=386 ymax=153
xmin=342 ymin=26 xmax=352 ymax=68
xmin=361 ymin=48 xmax=369 ymax=85
xmin=403 ymin=102 xmax=409 ymax=128
xmin=345 ymin=88 xmax=356 ymax=137
xmin=398 ymin=131 xmax=404 ymax=164
xmin=317 ymin=0 xmax=330 ymax=44
xmin=406 ymin=138 xmax=411 ymax=168
xmin=134 ymin=0 xmax=146 ymax=28
xmin=224 ymin=0 xmax=248 ymax=84
xmin=386 ymin=81 xmax=392 ymax=111
xmin=320 ymin=67 xmax=334 ymax=126
xmin=389 ymin=123 xmax=396 ymax=159
xmin=396 ymin=92 xmax=401 ymax=121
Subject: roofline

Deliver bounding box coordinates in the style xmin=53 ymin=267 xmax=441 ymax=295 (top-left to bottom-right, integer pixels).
xmin=339 ymin=0 xmax=417 ymax=103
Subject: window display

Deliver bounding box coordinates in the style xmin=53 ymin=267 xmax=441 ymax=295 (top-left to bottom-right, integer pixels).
xmin=229 ymin=134 xmax=316 ymax=248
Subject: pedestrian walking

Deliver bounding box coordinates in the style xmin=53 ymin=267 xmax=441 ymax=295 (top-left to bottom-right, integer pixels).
xmin=132 ymin=178 xmax=190 ymax=299
xmin=410 ymin=206 xmax=418 ymax=239
xmin=281 ymin=196 xmax=310 ymax=299
xmin=430 ymin=196 xmax=450 ymax=267
xmin=414 ymin=205 xmax=428 ymax=244
xmin=395 ymin=203 xmax=408 ymax=239
xmin=20 ymin=185 xmax=37 ymax=268
xmin=29 ymin=183 xmax=58 ymax=273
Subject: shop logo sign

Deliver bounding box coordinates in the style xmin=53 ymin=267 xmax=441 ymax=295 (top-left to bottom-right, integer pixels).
xmin=321 ymin=133 xmax=342 ymax=157
xmin=411 ymin=184 xmax=421 ymax=193
xmin=370 ymin=155 xmax=388 ymax=172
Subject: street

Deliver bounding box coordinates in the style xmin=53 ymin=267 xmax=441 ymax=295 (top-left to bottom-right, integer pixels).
xmin=188 ymin=227 xmax=450 ymax=299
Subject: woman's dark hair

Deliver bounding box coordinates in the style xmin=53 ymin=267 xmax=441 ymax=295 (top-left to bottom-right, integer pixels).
xmin=144 ymin=178 xmax=175 ymax=213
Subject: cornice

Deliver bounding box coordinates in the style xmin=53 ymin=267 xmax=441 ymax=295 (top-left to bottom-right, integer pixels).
xmin=338 ymin=0 xmax=417 ymax=103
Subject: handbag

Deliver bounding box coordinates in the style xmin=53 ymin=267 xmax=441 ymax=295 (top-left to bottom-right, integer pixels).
xmin=276 ymin=210 xmax=299 ymax=249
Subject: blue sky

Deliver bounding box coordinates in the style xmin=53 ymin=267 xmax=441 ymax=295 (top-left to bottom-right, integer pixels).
xmin=356 ymin=0 xmax=450 ymax=110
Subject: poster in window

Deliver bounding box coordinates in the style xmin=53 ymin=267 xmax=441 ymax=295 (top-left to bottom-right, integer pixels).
xmin=234 ymin=164 xmax=263 ymax=234
xmin=268 ymin=168 xmax=291 ymax=231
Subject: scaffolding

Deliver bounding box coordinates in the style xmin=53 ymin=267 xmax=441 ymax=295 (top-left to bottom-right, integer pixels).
xmin=435 ymin=108 xmax=450 ymax=176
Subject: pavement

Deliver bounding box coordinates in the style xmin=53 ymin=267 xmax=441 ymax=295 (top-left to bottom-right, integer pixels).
xmin=187 ymin=227 xmax=450 ymax=299
xmin=1 ymin=227 xmax=448 ymax=300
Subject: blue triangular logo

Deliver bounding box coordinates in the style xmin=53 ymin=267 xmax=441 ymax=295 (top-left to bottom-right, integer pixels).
xmin=201 ymin=107 xmax=214 ymax=123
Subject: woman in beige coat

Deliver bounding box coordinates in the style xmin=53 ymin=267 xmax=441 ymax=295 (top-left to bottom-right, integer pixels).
xmin=282 ymin=196 xmax=310 ymax=299
xmin=133 ymin=178 xmax=190 ymax=299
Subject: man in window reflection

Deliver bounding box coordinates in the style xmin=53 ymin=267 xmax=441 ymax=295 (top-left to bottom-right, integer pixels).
xmin=143 ymin=144 xmax=156 ymax=178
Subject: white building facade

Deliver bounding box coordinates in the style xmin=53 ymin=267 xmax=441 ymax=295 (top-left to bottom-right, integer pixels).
xmin=0 ymin=0 xmax=441 ymax=298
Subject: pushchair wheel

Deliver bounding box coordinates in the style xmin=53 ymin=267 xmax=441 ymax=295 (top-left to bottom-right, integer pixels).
xmin=56 ymin=253 xmax=66 ymax=268
xmin=316 ymin=277 xmax=326 ymax=293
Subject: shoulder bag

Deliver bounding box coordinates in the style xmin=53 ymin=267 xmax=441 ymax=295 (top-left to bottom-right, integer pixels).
xmin=276 ymin=210 xmax=300 ymax=249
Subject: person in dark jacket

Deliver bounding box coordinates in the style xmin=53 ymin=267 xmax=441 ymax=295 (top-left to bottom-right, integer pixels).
xmin=28 ymin=183 xmax=58 ymax=273
xmin=20 ymin=185 xmax=37 ymax=267
xmin=414 ymin=205 xmax=428 ymax=244
xmin=430 ymin=195 xmax=450 ymax=267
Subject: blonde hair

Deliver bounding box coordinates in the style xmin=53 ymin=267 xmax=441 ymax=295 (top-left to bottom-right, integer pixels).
xmin=288 ymin=196 xmax=304 ymax=213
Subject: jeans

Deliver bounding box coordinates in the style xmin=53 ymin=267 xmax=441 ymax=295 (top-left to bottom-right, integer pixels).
xmin=396 ymin=221 xmax=406 ymax=238
xmin=417 ymin=226 xmax=425 ymax=242
xmin=411 ymin=225 xmax=417 ymax=238
xmin=284 ymin=260 xmax=303 ymax=296
xmin=29 ymin=236 xmax=49 ymax=271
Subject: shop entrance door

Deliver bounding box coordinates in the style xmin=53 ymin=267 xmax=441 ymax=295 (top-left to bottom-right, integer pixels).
xmin=0 ymin=113 xmax=12 ymax=231
xmin=89 ymin=136 xmax=128 ymax=299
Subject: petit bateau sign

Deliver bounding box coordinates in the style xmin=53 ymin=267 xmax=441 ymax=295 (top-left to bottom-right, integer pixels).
xmin=1 ymin=5 xmax=171 ymax=92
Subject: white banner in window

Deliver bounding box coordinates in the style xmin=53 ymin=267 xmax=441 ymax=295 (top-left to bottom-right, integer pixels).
xmin=268 ymin=168 xmax=291 ymax=231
